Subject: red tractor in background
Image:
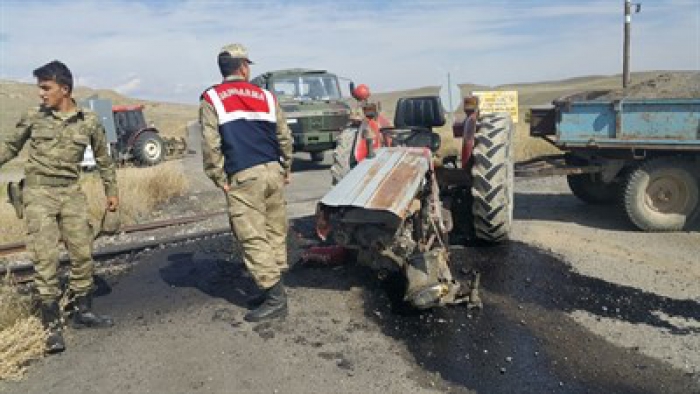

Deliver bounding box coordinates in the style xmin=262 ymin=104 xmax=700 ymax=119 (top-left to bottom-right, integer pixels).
xmin=318 ymin=84 xmax=514 ymax=309
xmin=110 ymin=104 xmax=166 ymax=166
xmin=80 ymin=97 xmax=187 ymax=168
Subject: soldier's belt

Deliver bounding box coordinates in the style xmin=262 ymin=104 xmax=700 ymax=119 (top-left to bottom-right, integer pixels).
xmin=24 ymin=174 xmax=78 ymax=187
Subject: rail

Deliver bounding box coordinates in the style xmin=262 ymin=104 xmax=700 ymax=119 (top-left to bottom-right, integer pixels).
xmin=0 ymin=210 xmax=229 ymax=276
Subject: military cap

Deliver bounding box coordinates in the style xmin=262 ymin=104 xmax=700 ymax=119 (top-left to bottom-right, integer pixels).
xmin=219 ymin=43 xmax=254 ymax=64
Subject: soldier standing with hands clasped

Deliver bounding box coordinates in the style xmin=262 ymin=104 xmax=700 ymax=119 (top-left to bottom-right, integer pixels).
xmin=0 ymin=61 xmax=119 ymax=353
xmin=199 ymin=43 xmax=293 ymax=322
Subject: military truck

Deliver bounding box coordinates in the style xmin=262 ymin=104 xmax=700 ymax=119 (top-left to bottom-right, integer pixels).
xmin=251 ymin=69 xmax=351 ymax=162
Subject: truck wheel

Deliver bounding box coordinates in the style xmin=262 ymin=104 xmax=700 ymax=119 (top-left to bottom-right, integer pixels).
xmin=310 ymin=151 xmax=325 ymax=163
xmin=330 ymin=127 xmax=358 ymax=185
xmin=623 ymin=158 xmax=699 ymax=231
xmin=133 ymin=131 xmax=165 ymax=166
xmin=470 ymin=113 xmax=514 ymax=243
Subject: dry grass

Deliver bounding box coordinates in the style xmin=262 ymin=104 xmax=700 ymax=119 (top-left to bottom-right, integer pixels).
xmin=0 ymin=161 xmax=189 ymax=245
xmin=0 ymin=277 xmax=46 ymax=381
xmin=81 ymin=161 xmax=189 ymax=226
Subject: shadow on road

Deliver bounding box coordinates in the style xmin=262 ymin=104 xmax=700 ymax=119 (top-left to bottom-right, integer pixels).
xmin=158 ymin=215 xmax=359 ymax=309
xmin=514 ymin=192 xmax=700 ymax=232
xmin=469 ymin=242 xmax=700 ymax=332
xmin=357 ymin=241 xmax=699 ymax=394
xmin=291 ymin=157 xmax=331 ymax=173
xmin=155 ymin=211 xmax=698 ymax=393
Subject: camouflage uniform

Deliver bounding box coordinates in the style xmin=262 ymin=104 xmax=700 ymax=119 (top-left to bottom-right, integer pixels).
xmin=0 ymin=105 xmax=118 ymax=303
xmin=200 ymin=75 xmax=293 ymax=289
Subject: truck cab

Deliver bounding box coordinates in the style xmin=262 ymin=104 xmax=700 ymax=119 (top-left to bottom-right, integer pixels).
xmin=251 ymin=69 xmax=351 ymax=162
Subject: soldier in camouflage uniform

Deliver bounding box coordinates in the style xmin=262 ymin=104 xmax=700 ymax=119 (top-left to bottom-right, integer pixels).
xmin=200 ymin=44 xmax=293 ymax=322
xmin=0 ymin=61 xmax=118 ymax=353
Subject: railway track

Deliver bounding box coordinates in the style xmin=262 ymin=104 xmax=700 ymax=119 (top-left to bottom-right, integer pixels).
xmin=0 ymin=210 xmax=230 ymax=278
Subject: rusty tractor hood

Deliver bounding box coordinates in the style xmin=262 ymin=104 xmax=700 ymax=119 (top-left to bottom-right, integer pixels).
xmin=319 ymin=147 xmax=432 ymax=219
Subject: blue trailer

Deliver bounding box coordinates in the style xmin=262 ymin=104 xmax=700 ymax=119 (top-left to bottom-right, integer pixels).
xmin=523 ymin=97 xmax=700 ymax=231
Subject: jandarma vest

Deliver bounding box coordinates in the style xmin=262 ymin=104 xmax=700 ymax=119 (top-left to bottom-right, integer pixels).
xmin=204 ymin=81 xmax=281 ymax=175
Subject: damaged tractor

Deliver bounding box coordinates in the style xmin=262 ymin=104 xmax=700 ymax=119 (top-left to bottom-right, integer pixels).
xmin=316 ymin=89 xmax=514 ymax=309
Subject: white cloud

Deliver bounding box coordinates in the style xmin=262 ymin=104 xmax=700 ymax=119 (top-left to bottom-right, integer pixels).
xmin=114 ymin=76 xmax=142 ymax=95
xmin=0 ymin=0 xmax=697 ymax=103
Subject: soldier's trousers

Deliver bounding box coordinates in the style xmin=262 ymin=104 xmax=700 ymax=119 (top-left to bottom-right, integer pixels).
xmin=226 ymin=162 xmax=288 ymax=289
xmin=24 ymin=184 xmax=95 ymax=303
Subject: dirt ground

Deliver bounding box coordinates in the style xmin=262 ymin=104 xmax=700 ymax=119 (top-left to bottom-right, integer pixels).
xmin=1 ymin=138 xmax=698 ymax=393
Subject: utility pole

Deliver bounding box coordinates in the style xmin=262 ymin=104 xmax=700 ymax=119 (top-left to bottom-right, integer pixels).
xmin=623 ymin=0 xmax=642 ymax=89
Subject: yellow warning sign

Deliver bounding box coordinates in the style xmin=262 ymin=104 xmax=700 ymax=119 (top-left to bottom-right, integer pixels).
xmin=472 ymin=91 xmax=519 ymax=124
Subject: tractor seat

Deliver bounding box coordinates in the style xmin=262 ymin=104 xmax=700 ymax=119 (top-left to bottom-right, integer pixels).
xmin=385 ymin=96 xmax=445 ymax=151
xmin=394 ymin=96 xmax=446 ymax=131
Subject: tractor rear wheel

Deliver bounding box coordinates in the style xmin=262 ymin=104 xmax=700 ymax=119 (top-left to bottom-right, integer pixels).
xmin=470 ymin=113 xmax=514 ymax=243
xmin=623 ymin=157 xmax=699 ymax=231
xmin=330 ymin=127 xmax=358 ymax=185
xmin=133 ymin=131 xmax=165 ymax=166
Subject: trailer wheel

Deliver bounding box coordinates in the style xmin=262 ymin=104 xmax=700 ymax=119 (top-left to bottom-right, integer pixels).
xmin=565 ymin=154 xmax=618 ymax=204
xmin=310 ymin=151 xmax=325 ymax=163
xmin=623 ymin=158 xmax=699 ymax=231
xmin=133 ymin=131 xmax=165 ymax=166
xmin=330 ymin=127 xmax=358 ymax=185
xmin=567 ymin=175 xmax=619 ymax=204
xmin=470 ymin=113 xmax=514 ymax=243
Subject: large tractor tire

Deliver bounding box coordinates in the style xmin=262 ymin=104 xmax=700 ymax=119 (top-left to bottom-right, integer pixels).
xmin=470 ymin=113 xmax=514 ymax=243
xmin=330 ymin=127 xmax=358 ymax=185
xmin=133 ymin=131 xmax=165 ymax=166
xmin=623 ymin=157 xmax=699 ymax=231
xmin=565 ymin=154 xmax=618 ymax=204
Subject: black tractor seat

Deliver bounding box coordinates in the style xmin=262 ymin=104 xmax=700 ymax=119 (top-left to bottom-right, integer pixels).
xmin=383 ymin=96 xmax=446 ymax=152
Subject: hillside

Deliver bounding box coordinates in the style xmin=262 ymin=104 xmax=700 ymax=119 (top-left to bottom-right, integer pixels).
xmin=2 ymin=71 xmax=697 ymax=163
xmin=365 ymin=71 xmax=699 ymax=160
xmin=0 ymin=81 xmax=196 ymax=140
xmin=370 ymin=70 xmax=698 ymax=111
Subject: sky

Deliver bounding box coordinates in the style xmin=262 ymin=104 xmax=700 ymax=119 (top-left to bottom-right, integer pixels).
xmin=0 ymin=0 xmax=698 ymax=104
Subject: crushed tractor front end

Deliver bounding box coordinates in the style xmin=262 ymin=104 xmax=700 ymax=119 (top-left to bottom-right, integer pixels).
xmin=317 ymin=148 xmax=473 ymax=309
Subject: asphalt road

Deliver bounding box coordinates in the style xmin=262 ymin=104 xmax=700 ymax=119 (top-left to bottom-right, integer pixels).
xmin=1 ymin=153 xmax=698 ymax=394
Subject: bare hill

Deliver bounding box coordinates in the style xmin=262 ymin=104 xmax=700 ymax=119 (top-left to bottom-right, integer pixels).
xmin=363 ymin=71 xmax=698 ymax=160
xmin=2 ymin=71 xmax=696 ymax=163
xmin=0 ymin=80 xmax=196 ymax=139
xmin=369 ymin=70 xmax=698 ymax=117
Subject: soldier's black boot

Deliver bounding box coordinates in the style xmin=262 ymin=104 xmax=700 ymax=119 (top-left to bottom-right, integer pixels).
xmin=40 ymin=301 xmax=65 ymax=354
xmin=246 ymin=292 xmax=267 ymax=309
xmin=72 ymin=294 xmax=114 ymax=328
xmin=244 ymin=281 xmax=288 ymax=322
